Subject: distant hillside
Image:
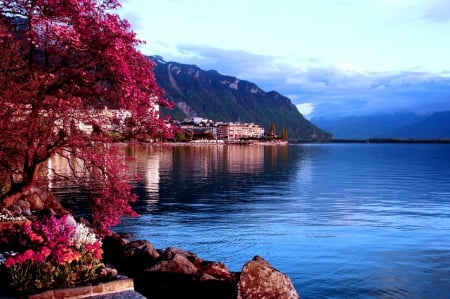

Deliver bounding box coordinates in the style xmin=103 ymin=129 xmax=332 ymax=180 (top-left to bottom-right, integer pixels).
xmin=150 ymin=56 xmax=332 ymax=140
xmin=312 ymin=114 xmax=422 ymax=139
xmin=312 ymin=112 xmax=450 ymax=139
xmin=394 ymin=111 xmax=450 ymax=139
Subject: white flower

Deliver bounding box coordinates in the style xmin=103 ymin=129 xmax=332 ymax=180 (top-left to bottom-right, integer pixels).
xmin=0 ymin=208 xmax=26 ymax=222
xmin=74 ymin=222 xmax=99 ymax=249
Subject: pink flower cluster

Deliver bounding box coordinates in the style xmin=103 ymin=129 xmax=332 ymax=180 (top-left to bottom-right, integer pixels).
xmin=4 ymin=247 xmax=51 ymax=267
xmin=0 ymin=214 xmax=104 ymax=293
xmin=3 ymin=215 xmax=102 ymax=268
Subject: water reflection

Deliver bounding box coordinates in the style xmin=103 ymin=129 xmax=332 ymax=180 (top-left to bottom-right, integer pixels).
xmin=167 ymin=145 xmax=266 ymax=176
xmin=48 ymin=143 xmax=450 ymax=298
xmin=126 ymin=145 xmax=298 ymax=215
xmin=48 ymin=144 xmax=298 ymax=215
xmin=125 ymin=145 xmax=167 ymax=205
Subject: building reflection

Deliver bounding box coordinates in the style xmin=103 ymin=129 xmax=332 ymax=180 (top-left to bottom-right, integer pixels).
xmin=46 ymin=151 xmax=81 ymax=189
xmin=169 ymin=145 xmax=266 ymax=177
xmin=47 ymin=144 xmax=292 ymax=209
xmin=124 ymin=145 xmax=171 ymax=205
xmin=224 ymin=145 xmax=264 ymax=173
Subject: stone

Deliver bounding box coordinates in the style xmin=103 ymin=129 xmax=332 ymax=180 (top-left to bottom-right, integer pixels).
xmin=197 ymin=261 xmax=236 ymax=281
xmin=8 ymin=204 xmax=22 ymax=217
xmin=102 ymin=236 xmax=163 ymax=277
xmin=25 ymin=193 xmax=45 ymax=211
xmin=161 ymin=246 xmax=202 ymax=265
xmin=22 ymin=188 xmax=68 ymax=215
xmin=16 ymin=199 xmax=31 ymax=216
xmin=237 ymin=255 xmax=300 ymax=299
xmin=121 ymin=240 xmax=160 ymax=274
xmin=126 ymin=240 xmax=160 ymax=260
xmin=102 ymin=234 xmax=131 ymax=275
xmin=102 ymin=238 xmax=298 ymax=299
xmin=133 ymin=247 xmax=238 ymax=298
xmin=134 ymin=270 xmax=237 ymax=299
xmin=37 ymin=190 xmax=67 ymax=215
xmin=148 ymin=253 xmax=198 ymax=275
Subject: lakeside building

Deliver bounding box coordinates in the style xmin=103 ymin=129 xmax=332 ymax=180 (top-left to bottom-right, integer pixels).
xmin=175 ymin=118 xmax=265 ymax=141
xmin=216 ymin=122 xmax=265 ymax=140
xmin=70 ymin=101 xmax=159 ymax=136
xmin=73 ymin=107 xmax=132 ymax=135
xmin=178 ymin=117 xmax=218 ymax=138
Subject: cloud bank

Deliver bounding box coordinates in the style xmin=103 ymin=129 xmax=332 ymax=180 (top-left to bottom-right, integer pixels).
xmin=158 ymin=44 xmax=450 ymax=119
xmin=117 ymin=0 xmax=450 ymax=119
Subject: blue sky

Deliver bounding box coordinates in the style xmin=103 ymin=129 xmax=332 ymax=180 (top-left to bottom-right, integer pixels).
xmin=118 ymin=0 xmax=450 ymax=119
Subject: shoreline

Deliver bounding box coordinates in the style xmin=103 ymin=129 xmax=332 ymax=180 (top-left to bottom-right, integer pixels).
xmin=295 ymin=138 xmax=450 ymax=144
xmin=102 ymin=234 xmax=300 ymax=299
xmin=157 ymin=140 xmax=289 ymax=146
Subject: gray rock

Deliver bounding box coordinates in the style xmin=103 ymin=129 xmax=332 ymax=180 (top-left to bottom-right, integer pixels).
xmin=237 ymin=255 xmax=299 ymax=299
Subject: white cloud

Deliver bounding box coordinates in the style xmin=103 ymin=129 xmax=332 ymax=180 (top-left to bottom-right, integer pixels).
xmin=150 ymin=45 xmax=450 ymax=119
xmin=425 ymin=0 xmax=450 ymax=22
xmin=296 ymin=103 xmax=315 ymax=119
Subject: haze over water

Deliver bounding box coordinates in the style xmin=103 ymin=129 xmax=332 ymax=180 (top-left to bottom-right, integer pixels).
xmin=53 ymin=143 xmax=450 ymax=298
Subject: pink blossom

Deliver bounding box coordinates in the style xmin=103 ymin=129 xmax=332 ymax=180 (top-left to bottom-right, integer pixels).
xmin=4 ymin=257 xmax=16 ymax=268
xmin=22 ymin=249 xmax=35 ymax=261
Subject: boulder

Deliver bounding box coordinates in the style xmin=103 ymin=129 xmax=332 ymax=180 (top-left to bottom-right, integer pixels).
xmin=34 ymin=189 xmax=67 ymax=215
xmin=134 ymin=270 xmax=237 ymax=299
xmin=102 ymin=238 xmax=299 ymax=299
xmin=22 ymin=187 xmax=67 ymax=215
xmin=25 ymin=192 xmax=45 ymax=211
xmin=8 ymin=203 xmax=23 ymax=216
xmin=126 ymin=240 xmax=160 ymax=260
xmin=197 ymin=261 xmax=237 ymax=282
xmin=102 ymin=233 xmax=128 ymax=270
xmin=121 ymin=240 xmax=160 ymax=273
xmin=125 ymin=245 xmax=237 ymax=299
xmin=161 ymin=246 xmax=201 ymax=265
xmin=148 ymin=253 xmax=198 ymax=275
xmin=16 ymin=199 xmax=31 ymax=216
xmin=237 ymin=255 xmax=299 ymax=299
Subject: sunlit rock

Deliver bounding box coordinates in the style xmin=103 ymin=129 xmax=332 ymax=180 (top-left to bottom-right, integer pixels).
xmin=237 ymin=255 xmax=299 ymax=299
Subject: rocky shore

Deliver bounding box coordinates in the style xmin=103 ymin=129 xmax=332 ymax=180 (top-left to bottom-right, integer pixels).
xmin=3 ymin=191 xmax=300 ymax=298
xmin=102 ymin=234 xmax=300 ymax=299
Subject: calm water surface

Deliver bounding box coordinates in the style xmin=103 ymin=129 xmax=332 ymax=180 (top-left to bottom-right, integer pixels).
xmin=54 ymin=143 xmax=450 ymax=298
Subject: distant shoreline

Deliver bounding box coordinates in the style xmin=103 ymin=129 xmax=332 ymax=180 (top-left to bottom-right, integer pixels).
xmin=148 ymin=138 xmax=450 ymax=146
xmin=160 ymin=140 xmax=289 ymax=146
xmin=295 ymin=138 xmax=450 ymax=144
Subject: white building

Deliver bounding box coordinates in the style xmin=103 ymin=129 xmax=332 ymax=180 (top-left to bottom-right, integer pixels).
xmin=216 ymin=122 xmax=265 ymax=140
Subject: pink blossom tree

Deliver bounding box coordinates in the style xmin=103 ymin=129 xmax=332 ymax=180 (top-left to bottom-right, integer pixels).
xmin=0 ymin=0 xmax=173 ymax=233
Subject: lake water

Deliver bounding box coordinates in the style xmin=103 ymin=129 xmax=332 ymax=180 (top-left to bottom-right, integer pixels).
xmin=53 ymin=143 xmax=450 ymax=298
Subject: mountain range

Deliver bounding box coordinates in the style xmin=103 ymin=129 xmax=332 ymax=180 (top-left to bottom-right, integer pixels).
xmin=150 ymin=56 xmax=332 ymax=140
xmin=312 ymin=111 xmax=450 ymax=140
xmin=150 ymin=56 xmax=450 ymax=141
